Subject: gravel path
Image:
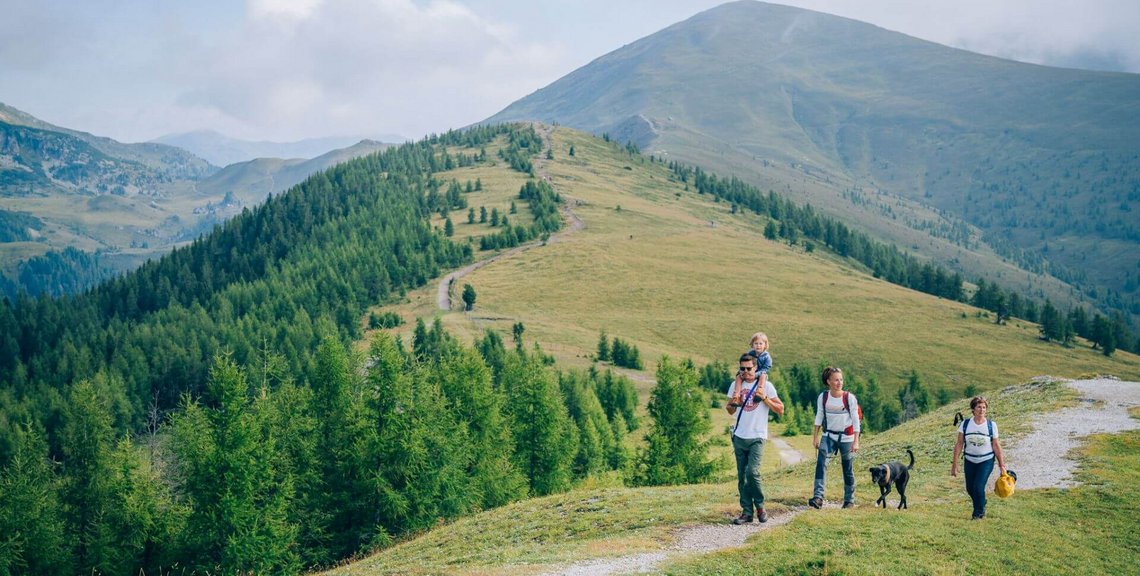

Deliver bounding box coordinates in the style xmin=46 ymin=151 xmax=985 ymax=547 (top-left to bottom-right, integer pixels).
xmin=536 ymin=377 xmax=1139 ymax=576
xmin=1005 ymin=377 xmax=1140 ymax=489
xmin=535 ymin=511 xmax=798 ymax=576
xmin=771 ymin=438 xmax=804 ymax=466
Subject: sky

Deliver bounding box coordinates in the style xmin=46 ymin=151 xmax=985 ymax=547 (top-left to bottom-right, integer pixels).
xmin=2 ymin=0 xmax=1138 ymax=144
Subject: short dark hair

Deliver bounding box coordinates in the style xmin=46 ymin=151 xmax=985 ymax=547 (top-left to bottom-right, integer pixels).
xmin=970 ymin=396 xmax=989 ymax=410
xmin=739 ymin=353 xmax=756 ymax=365
xmin=821 ymin=366 xmax=842 ymax=385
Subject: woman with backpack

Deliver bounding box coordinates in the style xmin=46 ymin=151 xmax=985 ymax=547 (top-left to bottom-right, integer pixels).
xmin=808 ymin=366 xmax=861 ymax=509
xmin=951 ymin=396 xmax=1007 ymax=520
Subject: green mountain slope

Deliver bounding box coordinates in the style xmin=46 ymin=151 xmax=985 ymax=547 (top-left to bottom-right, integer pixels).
xmin=2 ymin=122 xmax=1137 ymax=575
xmin=0 ymin=104 xmax=387 ymax=297
xmin=485 ymin=0 xmax=1140 ymax=329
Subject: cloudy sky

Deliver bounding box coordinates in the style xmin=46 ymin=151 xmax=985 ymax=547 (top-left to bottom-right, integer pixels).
xmin=2 ymin=0 xmax=1138 ymax=144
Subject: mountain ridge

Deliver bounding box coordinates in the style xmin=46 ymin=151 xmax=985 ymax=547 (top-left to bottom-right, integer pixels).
xmin=152 ymin=129 xmax=403 ymax=167
xmin=485 ymin=0 xmax=1140 ymax=327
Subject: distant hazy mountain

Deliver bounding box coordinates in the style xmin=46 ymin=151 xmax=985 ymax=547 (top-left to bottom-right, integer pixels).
xmin=196 ymin=139 xmax=390 ymax=202
xmin=487 ymin=0 xmax=1140 ymax=323
xmin=0 ymin=104 xmax=389 ymax=296
xmin=154 ymin=129 xmax=404 ymax=167
xmin=1 ymin=102 xmax=216 ymax=190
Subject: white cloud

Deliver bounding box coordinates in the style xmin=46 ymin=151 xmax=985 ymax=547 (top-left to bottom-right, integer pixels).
xmin=167 ymin=0 xmax=567 ymax=141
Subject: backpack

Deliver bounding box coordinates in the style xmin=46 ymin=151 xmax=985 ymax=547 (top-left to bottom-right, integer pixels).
xmin=960 ymin=418 xmax=995 ymax=459
xmin=818 ymin=391 xmax=862 ymax=436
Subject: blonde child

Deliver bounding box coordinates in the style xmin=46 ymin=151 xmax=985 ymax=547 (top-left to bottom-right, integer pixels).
xmin=734 ymin=332 xmax=771 ymax=392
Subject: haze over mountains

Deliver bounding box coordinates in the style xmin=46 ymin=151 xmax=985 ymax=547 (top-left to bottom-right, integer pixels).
xmin=487 ymin=0 xmax=1140 ymax=326
xmin=0 ymin=102 xmax=389 ymax=297
xmin=153 ymin=130 xmax=406 ymax=167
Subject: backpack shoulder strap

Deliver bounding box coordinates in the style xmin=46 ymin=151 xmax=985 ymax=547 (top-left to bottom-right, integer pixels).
xmin=988 ymin=418 xmax=994 ymax=438
xmin=842 ymin=391 xmax=850 ymax=410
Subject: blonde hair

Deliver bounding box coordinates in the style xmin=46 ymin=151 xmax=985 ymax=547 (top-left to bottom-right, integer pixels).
xmin=749 ymin=332 xmax=769 ymax=347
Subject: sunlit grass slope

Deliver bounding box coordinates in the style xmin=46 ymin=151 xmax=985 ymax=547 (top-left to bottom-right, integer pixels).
xmin=385 ymin=126 xmax=1139 ymax=401
xmin=325 ymin=379 xmax=1138 ymax=576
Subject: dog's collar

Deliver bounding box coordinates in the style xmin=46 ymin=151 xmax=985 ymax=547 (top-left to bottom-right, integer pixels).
xmin=882 ymin=464 xmax=891 ymax=485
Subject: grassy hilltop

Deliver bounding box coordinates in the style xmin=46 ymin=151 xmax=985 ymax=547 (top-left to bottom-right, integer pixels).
xmin=385 ymin=126 xmax=1140 ymax=399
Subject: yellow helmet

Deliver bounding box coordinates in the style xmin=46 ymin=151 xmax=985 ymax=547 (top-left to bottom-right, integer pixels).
xmin=995 ymin=470 xmax=1016 ymax=498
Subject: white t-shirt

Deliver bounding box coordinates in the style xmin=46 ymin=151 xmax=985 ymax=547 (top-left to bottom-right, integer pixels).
xmin=961 ymin=418 xmax=999 ymax=463
xmin=814 ymin=392 xmax=861 ymax=443
xmin=727 ymin=378 xmax=779 ymax=440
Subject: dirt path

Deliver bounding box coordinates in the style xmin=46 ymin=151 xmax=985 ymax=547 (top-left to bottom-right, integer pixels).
xmin=536 ymin=377 xmax=1139 ymax=576
xmin=437 ymin=124 xmax=583 ymax=311
xmin=1005 ymin=377 xmax=1140 ymax=489
xmin=771 ymin=437 xmax=804 ymax=467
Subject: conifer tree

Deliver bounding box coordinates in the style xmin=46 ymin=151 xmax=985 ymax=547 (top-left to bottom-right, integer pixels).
xmin=462 ymin=283 xmax=477 ymax=311
xmin=596 ymin=330 xmax=610 ymax=361
xmin=595 ymin=368 xmax=639 ymax=431
xmin=169 ymin=356 xmax=300 ymax=575
xmin=438 ymin=349 xmax=526 ymax=508
xmin=0 ymin=424 xmax=70 ymax=576
xmin=58 ymin=378 xmax=116 ymax=574
xmin=500 ymin=353 xmax=577 ymax=496
xmin=635 ymin=357 xmax=713 ymax=485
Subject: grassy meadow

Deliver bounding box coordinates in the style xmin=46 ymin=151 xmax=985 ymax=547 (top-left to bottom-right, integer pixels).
xmin=378 ymin=126 xmax=1140 ymax=404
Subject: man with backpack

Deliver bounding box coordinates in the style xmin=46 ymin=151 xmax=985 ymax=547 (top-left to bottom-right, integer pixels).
xmin=809 ymin=366 xmax=861 ymax=509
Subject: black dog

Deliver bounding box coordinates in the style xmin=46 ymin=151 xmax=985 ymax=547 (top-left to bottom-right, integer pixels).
xmin=869 ymin=449 xmax=915 ymax=510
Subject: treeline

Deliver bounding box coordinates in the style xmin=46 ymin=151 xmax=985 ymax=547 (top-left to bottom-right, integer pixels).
xmin=0 ymin=324 xmax=643 ymax=575
xmin=673 ymin=164 xmax=965 ymax=302
xmin=1 ymin=247 xmax=117 ymax=299
xmin=972 ymin=279 xmax=1136 ymax=354
xmin=1 ymin=125 xmax=536 ymax=440
xmin=479 ymin=179 xmax=562 ymax=250
xmin=596 ymin=330 xmax=644 ymax=370
xmin=497 ymin=125 xmax=543 ymax=176
xmin=670 ymin=162 xmax=1139 ymax=355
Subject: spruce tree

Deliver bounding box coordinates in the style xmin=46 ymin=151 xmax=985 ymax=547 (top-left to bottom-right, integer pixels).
xmin=0 ymin=424 xmax=71 ymax=575
xmin=501 ymin=353 xmax=576 ymax=496
xmin=169 ymin=356 xmax=300 ymax=575
xmin=596 ymin=330 xmax=610 ymax=361
xmin=462 ymin=283 xmax=477 ymax=311
xmin=635 ymin=357 xmax=713 ymax=485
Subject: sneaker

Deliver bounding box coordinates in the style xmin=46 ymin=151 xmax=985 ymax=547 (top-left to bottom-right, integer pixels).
xmin=732 ymin=513 xmax=753 ymax=525
xmin=756 ymin=508 xmax=769 ymax=523
xmin=808 ymin=497 xmax=823 ymax=509
xmin=842 ymin=501 xmax=855 ymax=509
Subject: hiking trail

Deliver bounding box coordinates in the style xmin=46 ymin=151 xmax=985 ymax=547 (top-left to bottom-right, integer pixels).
xmin=535 ymin=377 xmax=1139 ymax=575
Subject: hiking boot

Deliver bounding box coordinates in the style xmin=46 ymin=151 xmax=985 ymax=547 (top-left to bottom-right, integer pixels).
xmin=731 ymin=512 xmax=753 ymax=525
xmin=756 ymin=508 xmax=769 ymax=523
xmin=842 ymin=501 xmax=855 ymax=509
xmin=808 ymin=497 xmax=822 ymax=509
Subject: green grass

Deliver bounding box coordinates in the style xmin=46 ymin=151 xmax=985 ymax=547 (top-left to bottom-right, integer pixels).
xmin=323 ymin=378 xmax=1140 ymax=576
xmin=392 ymin=127 xmax=1140 ymax=402
xmin=338 ymin=127 xmax=1140 ymax=575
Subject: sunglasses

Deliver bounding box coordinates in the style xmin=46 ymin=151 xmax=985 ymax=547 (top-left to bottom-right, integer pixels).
xmin=739 ymin=366 xmax=755 ymax=372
